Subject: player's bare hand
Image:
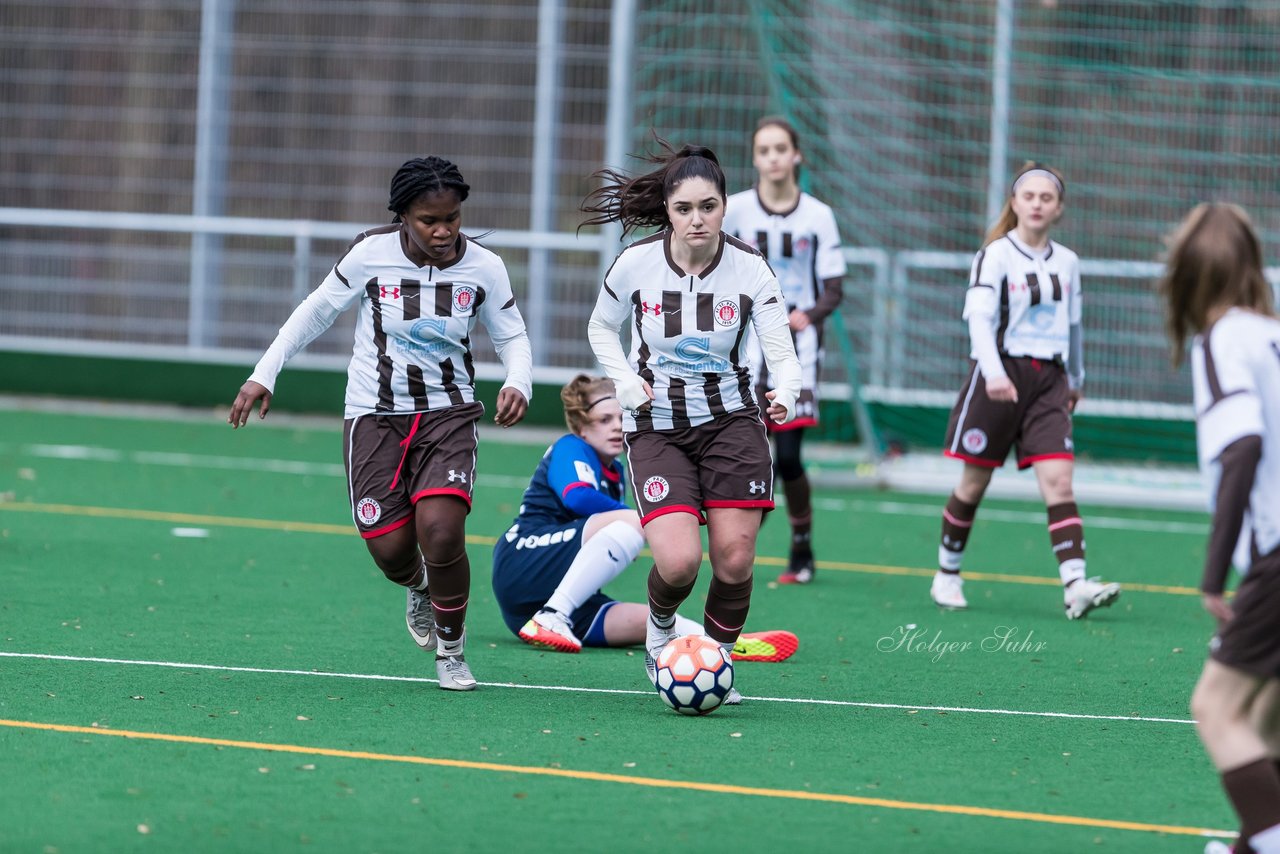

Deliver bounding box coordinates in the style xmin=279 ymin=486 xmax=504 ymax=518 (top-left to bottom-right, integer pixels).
xmin=494 ymin=387 xmax=529 ymax=427
xmin=1068 ymin=388 xmax=1083 ymax=413
xmin=985 ymin=376 xmax=1018 ymax=404
xmin=765 ymin=389 xmax=794 ymax=424
xmin=788 ymin=309 xmax=811 ymax=332
xmin=229 ymin=380 xmax=272 ymax=428
xmin=1201 ymin=592 xmax=1234 ymax=625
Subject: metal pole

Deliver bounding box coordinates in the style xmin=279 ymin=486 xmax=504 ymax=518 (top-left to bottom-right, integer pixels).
xmin=986 ymin=0 xmax=1014 ymax=227
xmin=190 ymin=0 xmax=236 ymax=348
xmin=528 ymin=0 xmax=563 ymax=366
xmin=600 ymin=0 xmax=636 ymax=283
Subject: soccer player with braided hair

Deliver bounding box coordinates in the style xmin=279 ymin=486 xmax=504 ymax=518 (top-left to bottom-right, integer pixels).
xmin=229 ymin=156 xmax=533 ymax=691
xmin=582 ymin=137 xmax=803 ymax=702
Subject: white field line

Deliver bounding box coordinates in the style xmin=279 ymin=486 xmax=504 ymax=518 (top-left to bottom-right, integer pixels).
xmin=0 ymin=651 xmax=1195 ymax=726
xmin=16 ymin=443 xmax=1207 ymax=535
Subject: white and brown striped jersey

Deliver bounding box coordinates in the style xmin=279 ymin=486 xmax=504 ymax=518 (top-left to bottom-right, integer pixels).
xmin=591 ymin=230 xmax=790 ymax=431
xmin=964 ymin=233 xmax=1082 ymax=362
xmin=249 ymin=226 xmax=532 ymax=418
xmin=1193 ymin=308 xmax=1280 ymax=568
xmin=723 ymin=189 xmax=846 ymax=313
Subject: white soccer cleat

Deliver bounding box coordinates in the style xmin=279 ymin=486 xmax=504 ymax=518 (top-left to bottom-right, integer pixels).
xmin=435 ymin=653 xmax=477 ymax=691
xmin=723 ymin=687 xmax=743 ymax=705
xmin=1201 ymin=841 xmax=1232 ymax=854
xmin=930 ymin=571 xmax=968 ymax=609
xmin=405 ymin=587 xmax=437 ymax=651
xmin=644 ymin=614 xmax=676 ymax=686
xmin=1064 ymin=577 xmax=1121 ymax=620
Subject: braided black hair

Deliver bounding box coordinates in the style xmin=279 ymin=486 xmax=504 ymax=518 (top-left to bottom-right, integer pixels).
xmin=387 ymin=157 xmax=470 ymax=222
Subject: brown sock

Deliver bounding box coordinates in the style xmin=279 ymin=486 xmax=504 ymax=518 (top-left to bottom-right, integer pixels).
xmin=1221 ymin=758 xmax=1280 ymax=844
xmin=939 ymin=493 xmax=978 ymax=572
xmin=703 ymin=576 xmax=753 ymax=644
xmin=783 ymin=477 xmax=813 ymax=558
xmin=647 ymin=565 xmax=696 ymax=624
xmin=424 ymin=549 xmax=470 ymax=649
xmin=1047 ymin=502 xmax=1086 ymax=585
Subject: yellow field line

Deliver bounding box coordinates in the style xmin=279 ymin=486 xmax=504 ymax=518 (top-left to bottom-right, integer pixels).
xmin=0 ymin=500 xmax=1200 ymax=596
xmin=0 ymin=718 xmax=1232 ymax=839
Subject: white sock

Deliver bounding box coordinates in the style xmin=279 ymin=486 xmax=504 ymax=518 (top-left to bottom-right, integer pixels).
xmin=1252 ymin=823 xmax=1280 ymax=854
xmin=1059 ymin=558 xmax=1086 ymax=588
xmin=438 ymin=630 xmax=465 ymax=657
xmin=938 ymin=545 xmax=963 ymax=572
xmin=673 ymin=614 xmax=703 ymax=636
xmin=544 ymin=521 xmax=644 ymax=616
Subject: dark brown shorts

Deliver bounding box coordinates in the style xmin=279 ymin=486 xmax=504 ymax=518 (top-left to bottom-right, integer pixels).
xmin=943 ymin=357 xmax=1074 ymax=469
xmin=343 ymin=402 xmax=483 ymax=539
xmin=624 ymin=406 xmax=774 ymax=525
xmin=1210 ymin=549 xmax=1280 ymax=678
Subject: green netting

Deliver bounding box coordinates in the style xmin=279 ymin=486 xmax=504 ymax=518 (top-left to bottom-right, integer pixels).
xmin=634 ymin=1 xmax=1280 ymax=256
xmin=632 ymin=1 xmax=1279 ymax=465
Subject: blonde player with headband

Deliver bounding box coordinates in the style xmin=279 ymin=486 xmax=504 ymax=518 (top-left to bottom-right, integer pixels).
xmin=930 ymin=161 xmax=1121 ymax=618
xmin=1161 ymin=204 xmax=1280 ymax=854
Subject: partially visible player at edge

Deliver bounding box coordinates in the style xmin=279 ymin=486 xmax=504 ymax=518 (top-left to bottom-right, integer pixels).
xmin=723 ymin=116 xmax=847 ymax=585
xmin=228 ymin=156 xmax=532 ymax=692
xmin=1160 ymin=203 xmax=1280 ymax=854
xmin=931 ymin=160 xmax=1120 ymax=618
xmin=581 ymin=137 xmax=803 ymax=705
xmin=491 ymin=374 xmax=797 ymax=664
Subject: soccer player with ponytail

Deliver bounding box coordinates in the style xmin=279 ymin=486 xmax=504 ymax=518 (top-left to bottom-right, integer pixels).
xmin=930 ymin=161 xmax=1120 ymax=619
xmin=582 ymin=137 xmax=803 ymax=702
xmin=491 ymin=375 xmax=796 ymax=664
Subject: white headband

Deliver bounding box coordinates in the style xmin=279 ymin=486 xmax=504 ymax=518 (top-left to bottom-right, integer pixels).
xmin=1012 ymin=168 xmax=1063 ymax=196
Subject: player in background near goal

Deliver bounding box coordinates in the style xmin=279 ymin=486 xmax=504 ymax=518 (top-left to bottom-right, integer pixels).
xmin=1160 ymin=203 xmax=1280 ymax=854
xmin=491 ymin=374 xmax=798 ymax=664
xmin=931 ymin=161 xmax=1120 ymax=618
xmin=581 ymin=138 xmax=802 ymax=703
xmin=228 ymin=156 xmax=533 ymax=691
xmin=723 ymin=116 xmax=847 ymax=585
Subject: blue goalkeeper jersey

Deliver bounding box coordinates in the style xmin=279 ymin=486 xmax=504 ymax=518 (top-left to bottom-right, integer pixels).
xmin=515 ymin=434 xmax=628 ymax=525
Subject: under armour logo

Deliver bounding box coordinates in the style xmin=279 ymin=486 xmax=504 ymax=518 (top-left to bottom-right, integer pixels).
xmin=640 ymin=301 xmax=662 ymax=316
xmin=749 ymin=481 xmax=766 ymax=494
xmin=379 ymin=286 xmax=401 ymax=299
xmin=447 ymin=470 xmax=468 ymax=483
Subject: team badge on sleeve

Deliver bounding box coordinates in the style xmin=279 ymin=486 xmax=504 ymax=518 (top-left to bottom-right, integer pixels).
xmin=453 ymin=285 xmax=477 ymax=313
xmin=714 ymin=299 xmax=739 ymax=327
xmin=355 ymin=497 xmax=382 ymax=526
xmin=962 ymin=428 xmax=988 ymax=454
xmin=642 ymin=475 xmax=670 ymax=502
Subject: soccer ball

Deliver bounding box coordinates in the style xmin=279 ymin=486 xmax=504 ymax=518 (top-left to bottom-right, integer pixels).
xmin=654 ymin=635 xmax=734 ymax=715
